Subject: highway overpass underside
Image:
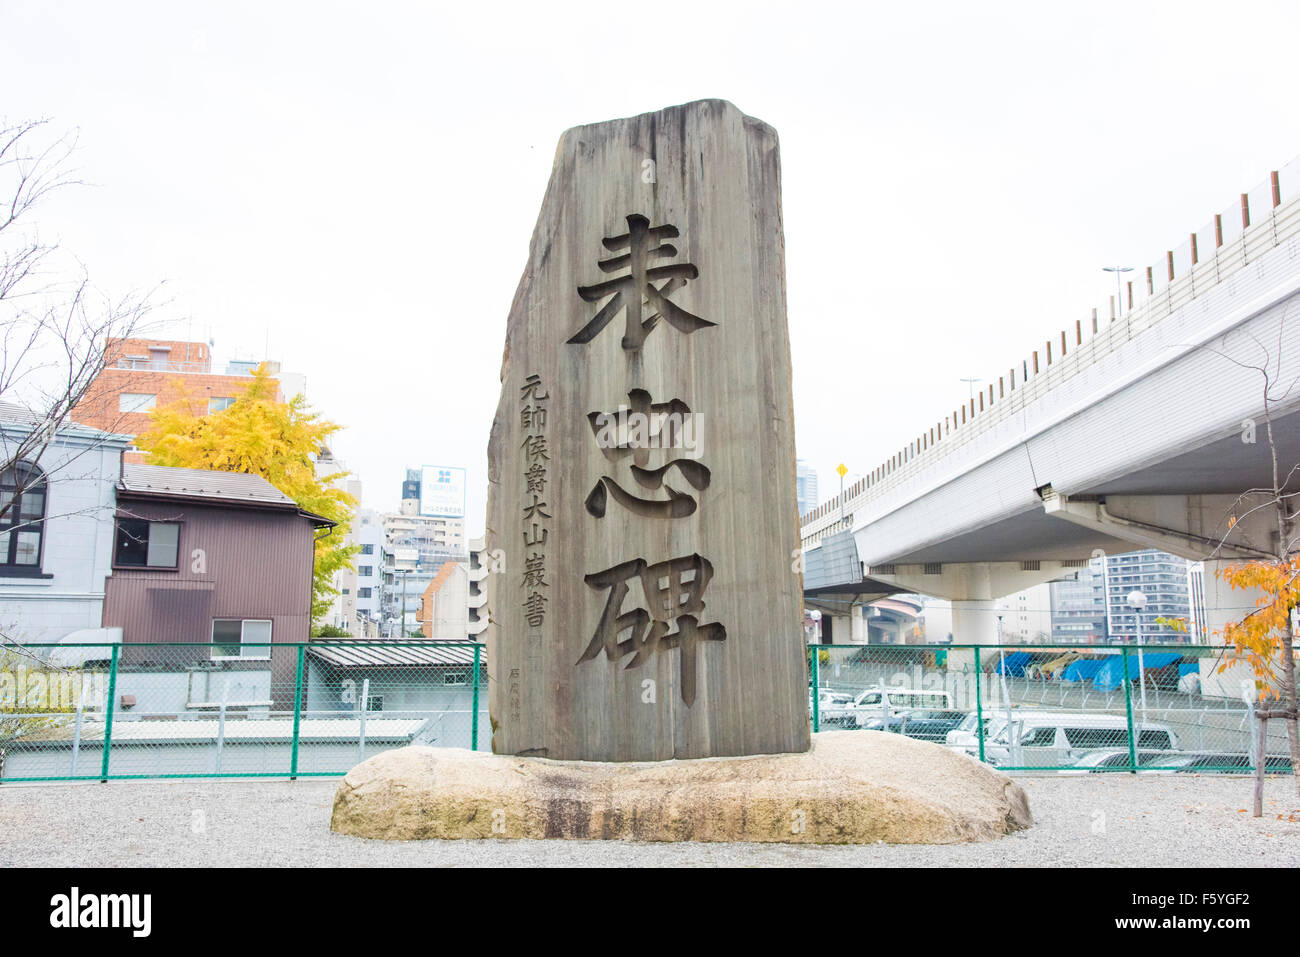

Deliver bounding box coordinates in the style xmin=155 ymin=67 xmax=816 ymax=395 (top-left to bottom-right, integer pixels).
xmin=801 ymin=401 xmax=1300 ymax=645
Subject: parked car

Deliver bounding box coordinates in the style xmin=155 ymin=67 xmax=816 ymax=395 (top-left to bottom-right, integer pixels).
xmin=858 ymin=709 xmax=968 ymax=743
xmin=965 ymin=712 xmax=1179 ymax=767
xmin=809 ymin=689 xmax=858 ymax=728
xmin=945 ymin=711 xmax=1005 ymax=750
xmin=853 ymin=687 xmax=954 ymax=728
xmin=1060 ymin=749 xmax=1177 ymax=774
xmin=1168 ymin=753 xmax=1293 ymax=774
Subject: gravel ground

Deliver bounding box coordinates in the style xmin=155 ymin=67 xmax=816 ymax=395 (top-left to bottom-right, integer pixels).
xmin=1 ymin=774 xmax=1298 ymax=866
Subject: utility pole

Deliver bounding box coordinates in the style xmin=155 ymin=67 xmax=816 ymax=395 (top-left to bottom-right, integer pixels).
xmin=401 ymin=569 xmax=409 ymax=638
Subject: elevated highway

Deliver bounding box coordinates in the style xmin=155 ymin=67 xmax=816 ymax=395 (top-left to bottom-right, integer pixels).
xmin=801 ymin=162 xmax=1300 ymax=652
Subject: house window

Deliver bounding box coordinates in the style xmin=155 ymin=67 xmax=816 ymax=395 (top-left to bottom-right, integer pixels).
xmin=360 ymin=544 xmax=374 ymax=555
xmin=113 ymin=519 xmax=180 ymax=568
xmin=358 ymin=565 xmax=373 ymax=577
xmin=0 ymin=462 xmax=46 ymax=571
xmin=208 ymin=397 xmax=235 ymax=413
xmin=443 ymin=671 xmax=467 ymax=686
xmin=357 ymin=587 xmax=372 ymax=599
xmin=366 ymin=695 xmax=383 ymax=712
xmin=211 ymin=619 xmax=272 ymax=659
xmin=119 ymin=393 xmax=156 ymax=413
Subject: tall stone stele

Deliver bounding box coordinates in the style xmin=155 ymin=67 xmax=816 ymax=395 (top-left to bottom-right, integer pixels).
xmin=486 ymin=99 xmax=809 ymax=761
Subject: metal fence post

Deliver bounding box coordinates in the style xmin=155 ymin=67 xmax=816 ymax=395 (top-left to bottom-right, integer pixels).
xmin=974 ymin=646 xmax=985 ymax=764
xmin=70 ymin=690 xmax=85 ymax=778
xmin=99 ymin=644 xmax=119 ymax=783
xmin=1246 ymin=697 xmax=1258 ymax=772
xmin=215 ymin=686 xmax=230 ymax=773
xmin=290 ymin=644 xmax=305 ymax=781
xmin=1121 ymin=646 xmax=1137 ymax=773
xmin=810 ymin=645 xmax=820 ymax=733
xmin=357 ymin=677 xmax=369 ymax=764
xmin=471 ymin=644 xmax=482 ymax=751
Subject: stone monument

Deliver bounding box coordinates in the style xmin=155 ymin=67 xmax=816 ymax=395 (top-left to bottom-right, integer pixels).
xmin=485 ymin=98 xmax=810 ymax=761
xmin=329 ymin=101 xmax=1033 ymax=844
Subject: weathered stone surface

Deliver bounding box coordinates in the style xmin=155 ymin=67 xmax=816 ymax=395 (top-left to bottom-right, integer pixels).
xmin=329 ymin=732 xmax=1033 ymax=844
xmin=486 ymin=98 xmax=809 ymax=761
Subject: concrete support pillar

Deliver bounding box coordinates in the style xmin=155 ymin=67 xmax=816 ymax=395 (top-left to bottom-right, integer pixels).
xmin=850 ymin=604 xmax=868 ymax=644
xmin=951 ymin=599 xmax=999 ymax=644
xmin=823 ymin=613 xmax=851 ymax=645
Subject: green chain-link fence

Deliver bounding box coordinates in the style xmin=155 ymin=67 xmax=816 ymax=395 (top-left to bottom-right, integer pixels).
xmin=2 ymin=639 xmax=1291 ymax=782
xmin=0 ymin=641 xmax=487 ymax=783
xmin=809 ymin=642 xmax=1295 ymax=774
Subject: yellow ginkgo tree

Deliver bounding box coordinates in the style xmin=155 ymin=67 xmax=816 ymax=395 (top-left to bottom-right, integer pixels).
xmin=135 ymin=363 xmax=357 ymax=624
xmin=1211 ymin=557 xmax=1300 ymax=810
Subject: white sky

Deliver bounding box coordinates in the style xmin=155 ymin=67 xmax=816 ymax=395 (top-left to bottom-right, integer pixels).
xmin=5 ymin=0 xmax=1300 ymax=534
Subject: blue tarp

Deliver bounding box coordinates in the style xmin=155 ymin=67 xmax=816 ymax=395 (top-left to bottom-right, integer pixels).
xmin=1093 ymin=652 xmax=1183 ymax=691
xmin=1061 ymin=658 xmax=1106 ymax=682
xmin=993 ymin=652 xmax=1032 ymax=677
xmin=1178 ymin=663 xmax=1199 ymax=677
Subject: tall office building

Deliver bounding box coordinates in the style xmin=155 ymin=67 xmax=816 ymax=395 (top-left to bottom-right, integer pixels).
xmin=1049 ymin=557 xmax=1110 ymax=643
xmin=401 ymin=468 xmax=421 ymax=507
xmin=1047 ymin=550 xmax=1193 ymax=644
xmin=999 ymin=583 xmax=1054 ymax=642
xmin=351 ymin=509 xmax=384 ymax=636
xmin=1102 ymin=549 xmax=1193 ymax=643
xmin=377 ymin=466 xmax=468 ymax=635
xmin=796 ymin=460 xmax=819 ymax=517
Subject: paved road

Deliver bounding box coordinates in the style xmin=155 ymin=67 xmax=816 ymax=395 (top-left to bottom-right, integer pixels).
xmin=1 ymin=773 xmax=1297 ymax=866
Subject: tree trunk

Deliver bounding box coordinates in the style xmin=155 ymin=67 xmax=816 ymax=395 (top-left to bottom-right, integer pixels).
xmin=1281 ymin=621 xmax=1300 ymax=800
xmin=1254 ymin=714 xmax=1267 ymax=817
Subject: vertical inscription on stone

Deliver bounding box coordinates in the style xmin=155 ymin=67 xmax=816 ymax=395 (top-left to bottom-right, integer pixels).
xmin=569 ymin=216 xmax=723 ymax=706
xmin=519 ymin=374 xmax=550 ymax=630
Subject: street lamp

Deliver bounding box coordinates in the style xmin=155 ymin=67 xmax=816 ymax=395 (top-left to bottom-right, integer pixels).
xmin=1128 ymin=589 xmax=1148 ymax=729
xmin=960 ymin=377 xmax=982 ymax=402
xmin=1103 ymin=266 xmax=1133 ymax=318
xmin=996 ymin=614 xmax=1016 ymax=756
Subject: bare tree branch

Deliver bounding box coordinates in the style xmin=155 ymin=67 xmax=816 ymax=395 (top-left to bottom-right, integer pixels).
xmin=0 ymin=118 xmax=160 ymax=527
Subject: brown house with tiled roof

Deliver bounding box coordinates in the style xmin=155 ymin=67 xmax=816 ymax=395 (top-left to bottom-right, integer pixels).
xmin=102 ymin=463 xmax=332 ymax=700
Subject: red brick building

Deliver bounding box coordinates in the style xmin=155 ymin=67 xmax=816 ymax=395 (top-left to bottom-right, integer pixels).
xmin=72 ymin=337 xmax=285 ymax=440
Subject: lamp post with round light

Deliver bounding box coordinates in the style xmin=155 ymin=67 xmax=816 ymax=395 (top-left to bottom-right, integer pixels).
xmin=1128 ymin=589 xmax=1148 ymax=730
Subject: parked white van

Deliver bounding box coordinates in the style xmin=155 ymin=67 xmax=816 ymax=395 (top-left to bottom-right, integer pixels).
xmin=853 ymin=687 xmax=953 ymax=728
xmin=958 ymin=711 xmax=1179 ymax=767
xmin=944 ymin=711 xmax=1004 ymax=750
